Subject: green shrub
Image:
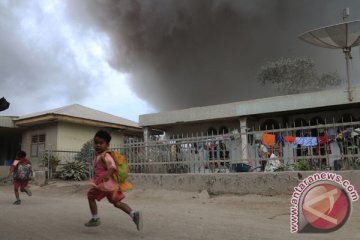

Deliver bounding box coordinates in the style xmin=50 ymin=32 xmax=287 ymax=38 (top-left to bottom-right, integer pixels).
xmin=293 ymin=159 xmax=312 ymax=171
xmin=75 ymin=139 xmax=94 ymax=163
xmin=41 ymin=153 xmax=60 ymax=173
xmin=59 ymin=160 xmax=89 ymax=181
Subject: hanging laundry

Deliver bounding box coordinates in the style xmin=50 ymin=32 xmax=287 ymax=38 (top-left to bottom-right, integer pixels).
xmin=344 ymin=128 xmax=353 ymax=139
xmin=254 ymin=133 xmax=262 ymax=141
xmin=294 ymin=137 xmax=318 ymax=147
xmin=262 ymin=133 xmax=275 ymax=146
xmin=316 ymin=136 xmax=330 ymax=155
xmin=275 ymin=134 xmax=284 ymax=145
xmin=327 ymin=128 xmax=337 ymax=140
xmin=336 ymin=132 xmax=344 ymax=141
xmin=317 ymin=135 xmax=329 ymax=145
xmin=284 ymin=135 xmax=296 ymax=143
xmin=351 ymin=128 xmax=360 ymax=138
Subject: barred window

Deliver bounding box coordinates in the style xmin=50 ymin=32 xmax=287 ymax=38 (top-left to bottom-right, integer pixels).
xmin=31 ymin=134 xmax=46 ymax=157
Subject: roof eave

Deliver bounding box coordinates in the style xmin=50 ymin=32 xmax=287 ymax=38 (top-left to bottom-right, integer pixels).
xmin=14 ymin=113 xmax=141 ymax=131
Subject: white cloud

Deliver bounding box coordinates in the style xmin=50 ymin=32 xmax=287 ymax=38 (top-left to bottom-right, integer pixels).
xmin=0 ymin=0 xmax=154 ymax=121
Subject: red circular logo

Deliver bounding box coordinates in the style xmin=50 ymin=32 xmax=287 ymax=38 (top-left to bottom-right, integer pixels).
xmin=302 ymin=183 xmax=351 ymax=231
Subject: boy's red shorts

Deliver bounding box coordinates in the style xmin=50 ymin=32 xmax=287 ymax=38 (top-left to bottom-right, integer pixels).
xmin=87 ymin=188 xmax=125 ymax=204
xmin=13 ymin=180 xmax=28 ymax=191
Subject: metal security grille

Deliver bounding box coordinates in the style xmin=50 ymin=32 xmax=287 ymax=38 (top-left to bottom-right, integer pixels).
xmin=117 ymin=121 xmax=360 ymax=173
xmin=40 ymin=120 xmax=360 ymax=178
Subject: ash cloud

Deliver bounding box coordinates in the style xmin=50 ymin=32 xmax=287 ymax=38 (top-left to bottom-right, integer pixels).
xmin=68 ymin=0 xmax=360 ymax=111
xmin=0 ymin=1 xmax=95 ymax=115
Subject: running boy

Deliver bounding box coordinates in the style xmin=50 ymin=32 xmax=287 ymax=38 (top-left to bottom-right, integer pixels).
xmin=5 ymin=150 xmax=32 ymax=205
xmin=85 ymin=130 xmax=143 ymax=230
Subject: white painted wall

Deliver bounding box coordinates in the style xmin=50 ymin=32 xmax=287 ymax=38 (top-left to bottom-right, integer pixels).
xmin=57 ymin=122 xmax=96 ymax=150
xmin=248 ymin=107 xmax=360 ymax=131
xmin=56 ymin=122 xmax=125 ymax=150
xmin=288 ymin=107 xmax=360 ymax=125
xmin=19 ymin=122 xmax=126 ymax=168
xmin=140 ymin=86 xmax=360 ymax=127
xmin=21 ymin=123 xmax=58 ymax=167
xmin=165 ymin=120 xmax=240 ymax=137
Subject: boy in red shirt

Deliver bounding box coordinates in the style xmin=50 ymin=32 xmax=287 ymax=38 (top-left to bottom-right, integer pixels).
xmin=5 ymin=150 xmax=32 ymax=205
xmin=85 ymin=130 xmax=143 ymax=230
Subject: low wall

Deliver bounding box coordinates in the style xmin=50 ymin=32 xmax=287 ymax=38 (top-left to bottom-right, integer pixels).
xmin=0 ymin=166 xmax=46 ymax=186
xmin=0 ymin=166 xmax=9 ymax=179
xmin=128 ymin=171 xmax=360 ymax=195
xmin=32 ymin=171 xmax=47 ymax=186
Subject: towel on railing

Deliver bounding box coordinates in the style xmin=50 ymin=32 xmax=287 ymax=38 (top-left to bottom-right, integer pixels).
xmin=284 ymin=136 xmax=296 ymax=143
xmin=262 ymin=133 xmax=275 ymax=146
xmin=294 ymin=137 xmax=318 ymax=147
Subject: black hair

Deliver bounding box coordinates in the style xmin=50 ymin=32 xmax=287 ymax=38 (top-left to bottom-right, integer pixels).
xmin=94 ymin=130 xmax=111 ymax=143
xmin=17 ymin=150 xmax=26 ymax=158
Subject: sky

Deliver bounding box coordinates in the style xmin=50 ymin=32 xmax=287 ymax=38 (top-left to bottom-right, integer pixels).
xmin=0 ymin=0 xmax=154 ymax=121
xmin=1 ymin=0 xmax=360 ymax=121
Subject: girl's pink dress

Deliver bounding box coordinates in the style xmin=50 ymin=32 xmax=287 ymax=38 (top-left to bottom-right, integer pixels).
xmin=89 ymin=153 xmax=117 ymax=192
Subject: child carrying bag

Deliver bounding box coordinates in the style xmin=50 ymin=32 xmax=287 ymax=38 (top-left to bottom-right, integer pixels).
xmin=100 ymin=151 xmax=133 ymax=192
xmin=13 ymin=161 xmax=33 ymax=181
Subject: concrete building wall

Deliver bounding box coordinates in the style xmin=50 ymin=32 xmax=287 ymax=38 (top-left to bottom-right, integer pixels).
xmin=249 ymin=107 xmax=360 ymax=131
xmin=57 ymin=122 xmax=97 ymax=150
xmin=151 ymin=107 xmax=360 ymax=138
xmin=163 ymin=120 xmax=240 ymax=137
xmin=0 ymin=166 xmax=10 ymax=179
xmin=56 ymin=122 xmax=125 ymax=150
xmin=140 ymin=87 xmax=360 ymax=127
xmin=0 ymin=116 xmax=17 ymax=128
xmin=109 ymin=130 xmax=125 ymax=147
xmin=288 ymin=107 xmax=360 ymax=125
xmin=21 ymin=123 xmax=58 ymax=168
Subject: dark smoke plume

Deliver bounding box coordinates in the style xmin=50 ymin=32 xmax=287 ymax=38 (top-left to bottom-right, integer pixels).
xmin=67 ymin=0 xmax=360 ymax=111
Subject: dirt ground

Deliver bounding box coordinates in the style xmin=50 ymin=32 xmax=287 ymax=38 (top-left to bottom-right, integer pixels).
xmin=0 ymin=181 xmax=359 ymax=240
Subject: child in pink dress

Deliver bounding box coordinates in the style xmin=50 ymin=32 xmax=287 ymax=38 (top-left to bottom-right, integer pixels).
xmin=85 ymin=130 xmax=143 ymax=230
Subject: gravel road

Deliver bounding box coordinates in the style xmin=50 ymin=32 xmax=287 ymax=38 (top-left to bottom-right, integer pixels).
xmin=0 ymin=182 xmax=359 ymax=240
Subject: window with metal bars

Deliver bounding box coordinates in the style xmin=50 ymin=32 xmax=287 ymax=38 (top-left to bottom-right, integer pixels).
xmin=31 ymin=134 xmax=46 ymax=157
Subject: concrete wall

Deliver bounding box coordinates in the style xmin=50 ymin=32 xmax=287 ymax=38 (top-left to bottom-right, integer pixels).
xmin=129 ymin=171 xmax=360 ymax=196
xmin=288 ymin=107 xmax=360 ymax=125
xmin=0 ymin=116 xmax=17 ymax=128
xmin=21 ymin=122 xmax=126 ymax=154
xmin=0 ymin=166 xmax=10 ymax=178
xmin=147 ymin=106 xmax=360 ymax=138
xmin=140 ymin=86 xmax=360 ymax=127
xmin=57 ymin=122 xmax=125 ymax=150
xmin=57 ymin=122 xmax=96 ymax=150
xmin=251 ymin=107 xmax=360 ymax=130
xmin=21 ymin=123 xmax=58 ymax=167
xmin=165 ymin=120 xmax=240 ymax=137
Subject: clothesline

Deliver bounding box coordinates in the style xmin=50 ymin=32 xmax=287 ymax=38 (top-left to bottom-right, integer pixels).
xmin=261 ymin=129 xmax=360 ymax=148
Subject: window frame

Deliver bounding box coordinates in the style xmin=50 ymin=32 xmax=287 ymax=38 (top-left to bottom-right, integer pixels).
xmin=30 ymin=134 xmax=46 ymax=157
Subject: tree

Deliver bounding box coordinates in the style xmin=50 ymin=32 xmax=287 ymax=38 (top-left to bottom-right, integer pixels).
xmin=317 ymin=72 xmax=342 ymax=89
xmin=257 ymin=57 xmax=342 ymax=94
xmin=75 ymin=139 xmax=94 ymax=163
